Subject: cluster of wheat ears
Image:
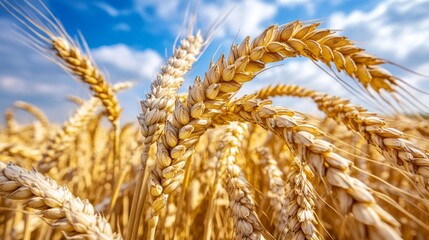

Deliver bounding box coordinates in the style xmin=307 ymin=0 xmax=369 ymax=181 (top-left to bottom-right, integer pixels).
xmin=1 ymin=1 xmax=429 ymax=240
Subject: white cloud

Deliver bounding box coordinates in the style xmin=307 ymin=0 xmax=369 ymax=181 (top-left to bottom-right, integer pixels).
xmin=113 ymin=23 xmax=131 ymax=31
xmin=276 ymin=0 xmax=316 ymax=15
xmin=131 ymin=0 xmax=278 ymax=39
xmin=94 ymin=2 xmax=132 ymax=17
xmin=0 ymin=16 xmax=161 ymax=123
xmin=237 ymin=59 xmax=352 ymax=115
xmin=328 ymin=0 xmax=429 ymax=62
xmin=0 ymin=75 xmax=71 ymax=95
xmin=0 ymin=76 xmax=27 ymax=93
xmin=329 ymin=0 xmax=343 ymax=6
xmin=133 ymin=0 xmax=180 ymax=20
xmin=0 ymin=18 xmax=77 ymax=96
xmin=241 ymin=60 xmax=346 ymax=95
xmin=326 ymin=0 xmax=429 ymax=113
xmin=200 ymin=0 xmax=277 ymax=39
xmin=95 ymin=2 xmax=121 ymax=17
xmin=92 ymin=44 xmax=162 ymax=81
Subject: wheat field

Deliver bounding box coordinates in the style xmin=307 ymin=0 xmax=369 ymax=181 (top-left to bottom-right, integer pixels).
xmin=1 ymin=1 xmax=429 ymax=240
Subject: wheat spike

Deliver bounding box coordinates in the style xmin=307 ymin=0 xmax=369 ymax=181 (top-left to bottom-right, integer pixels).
xmin=222 ymin=123 xmax=264 ymax=240
xmin=255 ymin=84 xmax=429 ymax=189
xmin=37 ymin=81 xmax=133 ymax=174
xmin=257 ymin=148 xmax=288 ymax=238
xmin=2 ymin=2 xmax=429 ymax=239
xmin=37 ymin=97 xmax=100 ymax=174
xmin=0 ymin=161 xmax=121 ymax=239
xmin=51 ymin=38 xmax=121 ymax=124
xmin=14 ymin=101 xmax=49 ymax=135
xmin=129 ymin=31 xmax=204 ymax=239
xmin=285 ymin=158 xmax=319 ymax=240
xmin=0 ymin=143 xmax=41 ymax=163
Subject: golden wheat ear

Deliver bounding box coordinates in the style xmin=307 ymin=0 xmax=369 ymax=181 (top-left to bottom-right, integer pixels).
xmin=2 ymin=0 xmax=121 ymax=125
xmin=0 ymin=161 xmax=122 ymax=239
xmin=0 ymin=143 xmax=41 ymax=163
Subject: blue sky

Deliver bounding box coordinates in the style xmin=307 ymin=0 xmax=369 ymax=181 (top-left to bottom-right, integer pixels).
xmin=0 ymin=0 xmax=428 ymax=124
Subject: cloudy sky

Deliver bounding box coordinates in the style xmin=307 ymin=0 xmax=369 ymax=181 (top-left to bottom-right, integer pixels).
xmin=0 ymin=0 xmax=428 ymax=124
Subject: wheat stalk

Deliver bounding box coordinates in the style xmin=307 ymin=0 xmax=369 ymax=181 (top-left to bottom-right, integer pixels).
xmin=14 ymin=101 xmax=49 ymax=129
xmin=67 ymin=95 xmax=85 ymax=106
xmin=256 ymin=84 xmax=315 ymax=100
xmin=146 ymin=21 xmax=393 ymax=235
xmin=2 ymin=2 xmax=429 ymax=239
xmin=37 ymin=97 xmax=100 ymax=174
xmin=311 ymin=93 xmax=429 ymax=185
xmin=215 ymin=96 xmax=402 ymax=239
xmin=129 ymin=31 xmax=204 ymax=239
xmin=4 ymin=108 xmax=18 ymax=139
xmin=37 ymin=82 xmax=133 ymax=176
xmin=256 ymin=84 xmax=429 ymax=189
xmin=14 ymin=101 xmax=50 ymax=142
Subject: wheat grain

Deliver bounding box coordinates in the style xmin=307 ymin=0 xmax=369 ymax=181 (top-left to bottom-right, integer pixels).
xmin=146 ymin=21 xmax=385 ymax=235
xmin=67 ymin=95 xmax=85 ymax=106
xmin=51 ymin=37 xmax=121 ymax=124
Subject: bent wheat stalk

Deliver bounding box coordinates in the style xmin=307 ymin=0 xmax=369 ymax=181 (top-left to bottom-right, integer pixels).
xmin=145 ymin=20 xmax=397 ymax=236
xmin=2 ymin=1 xmax=124 ymax=195
xmin=256 ymin=84 xmax=429 ymax=189
xmin=214 ymin=97 xmax=402 ymax=240
xmin=37 ymin=97 xmax=100 ymax=175
xmin=3 ymin=3 xmax=427 ymax=238
xmin=51 ymin=37 xmax=121 ymax=124
xmin=4 ymin=108 xmax=18 ymax=139
xmin=14 ymin=101 xmax=49 ymax=141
